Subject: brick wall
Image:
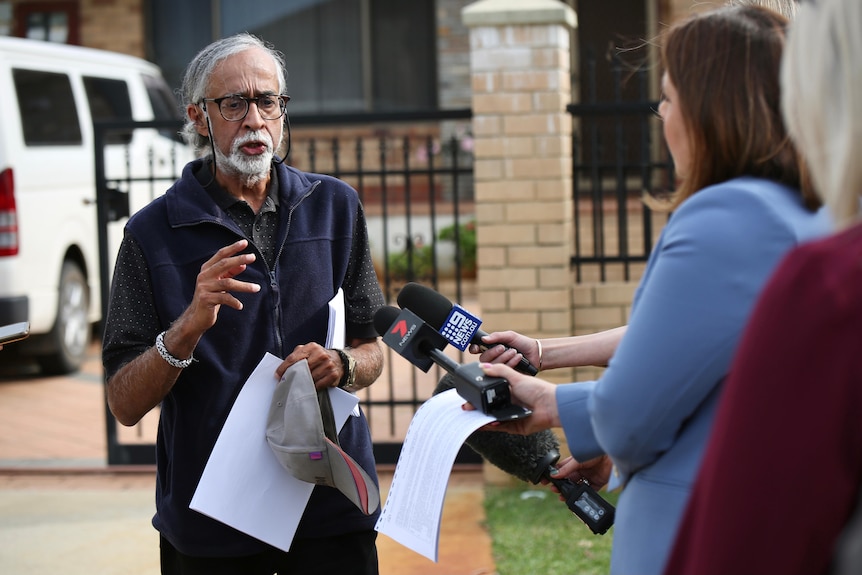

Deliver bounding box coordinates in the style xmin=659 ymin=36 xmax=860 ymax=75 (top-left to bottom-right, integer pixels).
xmin=79 ymin=0 xmax=145 ymax=57
xmin=570 ymin=282 xmax=636 ymax=382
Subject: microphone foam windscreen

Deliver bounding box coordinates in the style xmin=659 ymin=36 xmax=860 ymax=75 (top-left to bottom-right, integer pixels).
xmin=434 ymin=373 xmax=559 ymax=483
xmin=397 ymin=282 xmax=453 ymax=328
xmin=373 ymin=305 xmax=402 ymax=337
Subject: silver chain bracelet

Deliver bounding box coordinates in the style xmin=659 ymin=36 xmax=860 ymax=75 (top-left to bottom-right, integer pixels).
xmin=155 ymin=331 xmax=195 ymax=369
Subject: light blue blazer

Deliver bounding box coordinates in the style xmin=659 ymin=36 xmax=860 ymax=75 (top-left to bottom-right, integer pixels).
xmin=557 ymin=177 xmax=830 ymax=575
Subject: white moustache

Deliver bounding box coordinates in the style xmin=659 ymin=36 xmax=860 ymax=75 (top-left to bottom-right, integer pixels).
xmin=233 ymin=131 xmax=273 ymax=154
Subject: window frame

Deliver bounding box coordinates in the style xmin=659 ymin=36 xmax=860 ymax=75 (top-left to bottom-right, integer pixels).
xmin=14 ymin=1 xmax=80 ymax=45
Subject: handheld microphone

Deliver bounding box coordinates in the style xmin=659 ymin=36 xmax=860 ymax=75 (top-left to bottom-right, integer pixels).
xmin=374 ymin=305 xmax=530 ymax=421
xmin=435 ymin=374 xmax=615 ymax=535
xmin=396 ymin=282 xmax=538 ymax=376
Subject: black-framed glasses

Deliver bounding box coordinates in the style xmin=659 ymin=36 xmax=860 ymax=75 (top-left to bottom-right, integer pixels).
xmin=201 ymin=94 xmax=290 ymax=121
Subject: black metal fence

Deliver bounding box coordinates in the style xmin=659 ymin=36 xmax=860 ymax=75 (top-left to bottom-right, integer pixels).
xmin=568 ymin=56 xmax=675 ymax=283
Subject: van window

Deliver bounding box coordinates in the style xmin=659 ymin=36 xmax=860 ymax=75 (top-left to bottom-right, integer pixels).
xmin=83 ymin=77 xmax=133 ymax=120
xmin=143 ymin=73 xmax=184 ymax=143
xmin=13 ymin=69 xmax=82 ymax=146
xmin=83 ymin=76 xmax=133 ymax=145
xmin=143 ymin=74 xmax=180 ymax=121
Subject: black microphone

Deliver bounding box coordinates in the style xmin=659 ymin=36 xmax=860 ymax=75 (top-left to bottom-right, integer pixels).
xmin=374 ymin=305 xmax=530 ymax=421
xmin=435 ymin=373 xmax=615 ymax=535
xmin=396 ymin=282 xmax=538 ymax=376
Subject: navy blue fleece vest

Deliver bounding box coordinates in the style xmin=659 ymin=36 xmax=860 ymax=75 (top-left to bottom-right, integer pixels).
xmin=126 ymin=160 xmax=379 ymax=556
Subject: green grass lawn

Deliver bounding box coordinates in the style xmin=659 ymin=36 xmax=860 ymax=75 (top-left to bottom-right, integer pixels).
xmin=484 ymin=483 xmax=620 ymax=575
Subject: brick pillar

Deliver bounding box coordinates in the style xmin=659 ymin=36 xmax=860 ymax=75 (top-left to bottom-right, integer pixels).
xmin=463 ymin=0 xmax=577 ymax=485
xmin=463 ymin=0 xmax=577 ymax=379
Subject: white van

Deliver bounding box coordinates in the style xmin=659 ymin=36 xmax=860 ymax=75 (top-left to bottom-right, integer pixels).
xmin=0 ymin=37 xmax=193 ymax=374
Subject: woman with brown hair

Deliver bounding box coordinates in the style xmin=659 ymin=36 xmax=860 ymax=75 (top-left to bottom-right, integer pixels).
xmin=471 ymin=4 xmax=829 ymax=574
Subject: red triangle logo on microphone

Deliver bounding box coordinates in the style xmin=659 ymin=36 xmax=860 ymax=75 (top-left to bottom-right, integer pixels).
xmin=390 ymin=320 xmax=408 ymax=338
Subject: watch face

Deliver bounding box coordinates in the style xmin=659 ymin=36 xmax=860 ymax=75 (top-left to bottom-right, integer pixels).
xmin=346 ymin=353 xmax=357 ymax=387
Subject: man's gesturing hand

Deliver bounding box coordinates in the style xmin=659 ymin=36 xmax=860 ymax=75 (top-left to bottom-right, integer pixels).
xmin=183 ymin=239 xmax=261 ymax=335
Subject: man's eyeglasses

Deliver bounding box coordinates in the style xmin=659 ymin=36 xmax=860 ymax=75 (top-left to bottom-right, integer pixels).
xmin=201 ymin=94 xmax=290 ymax=122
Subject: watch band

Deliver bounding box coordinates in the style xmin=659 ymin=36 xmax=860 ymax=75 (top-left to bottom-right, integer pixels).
xmin=335 ymin=348 xmax=357 ymax=390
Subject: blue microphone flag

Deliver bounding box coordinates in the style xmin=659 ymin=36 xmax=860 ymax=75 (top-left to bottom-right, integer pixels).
xmin=439 ymin=304 xmax=482 ymax=351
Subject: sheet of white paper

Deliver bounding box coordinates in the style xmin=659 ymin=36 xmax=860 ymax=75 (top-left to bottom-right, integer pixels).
xmin=326 ymin=288 xmax=345 ymax=349
xmin=190 ymin=353 xmax=359 ymax=552
xmin=374 ymin=388 xmax=495 ymax=562
xmin=326 ymin=289 xmax=358 ymax=416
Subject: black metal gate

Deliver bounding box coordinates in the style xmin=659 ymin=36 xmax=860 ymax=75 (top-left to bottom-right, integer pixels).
xmin=94 ymin=118 xmax=190 ymax=465
xmin=568 ymin=55 xmax=675 ymax=284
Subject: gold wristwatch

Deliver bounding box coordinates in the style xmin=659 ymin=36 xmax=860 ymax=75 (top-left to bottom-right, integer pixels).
xmin=336 ymin=348 xmax=357 ymax=390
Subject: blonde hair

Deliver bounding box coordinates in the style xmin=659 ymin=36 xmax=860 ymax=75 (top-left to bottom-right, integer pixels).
xmin=782 ymin=0 xmax=862 ymax=229
xmin=727 ymin=0 xmax=798 ymax=19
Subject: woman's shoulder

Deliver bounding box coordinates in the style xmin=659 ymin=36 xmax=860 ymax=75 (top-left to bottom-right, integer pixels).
xmin=669 ymin=177 xmax=781 ymax=224
xmin=686 ymin=176 xmax=798 ymax=207
xmin=673 ymin=176 xmax=822 ymax=234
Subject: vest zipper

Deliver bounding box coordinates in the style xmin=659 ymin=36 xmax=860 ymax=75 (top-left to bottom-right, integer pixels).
xmin=270 ymin=180 xmax=321 ymax=354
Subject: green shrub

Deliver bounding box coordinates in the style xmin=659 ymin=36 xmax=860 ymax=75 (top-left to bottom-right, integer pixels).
xmin=383 ymin=220 xmax=477 ymax=281
xmin=438 ymin=220 xmax=476 ymax=277
xmin=386 ymin=241 xmax=435 ymax=281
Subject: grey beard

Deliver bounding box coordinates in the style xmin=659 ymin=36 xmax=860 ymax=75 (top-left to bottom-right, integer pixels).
xmin=214 ymin=145 xmax=273 ymax=187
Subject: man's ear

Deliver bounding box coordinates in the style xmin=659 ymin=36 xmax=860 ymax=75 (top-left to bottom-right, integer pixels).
xmin=187 ymin=104 xmax=209 ymax=137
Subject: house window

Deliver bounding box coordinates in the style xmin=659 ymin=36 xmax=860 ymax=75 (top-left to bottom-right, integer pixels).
xmin=248 ymin=0 xmax=365 ymax=113
xmin=229 ymin=0 xmax=437 ymax=114
xmin=369 ymin=0 xmax=437 ymax=112
xmin=151 ymin=0 xmax=437 ymax=114
xmin=14 ymin=2 xmax=79 ymax=44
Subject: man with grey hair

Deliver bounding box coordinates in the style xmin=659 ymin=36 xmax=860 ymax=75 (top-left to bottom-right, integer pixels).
xmin=102 ymin=33 xmax=385 ymax=574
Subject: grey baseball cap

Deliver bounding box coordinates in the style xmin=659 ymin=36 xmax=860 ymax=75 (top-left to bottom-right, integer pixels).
xmin=265 ymin=360 xmax=380 ymax=515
